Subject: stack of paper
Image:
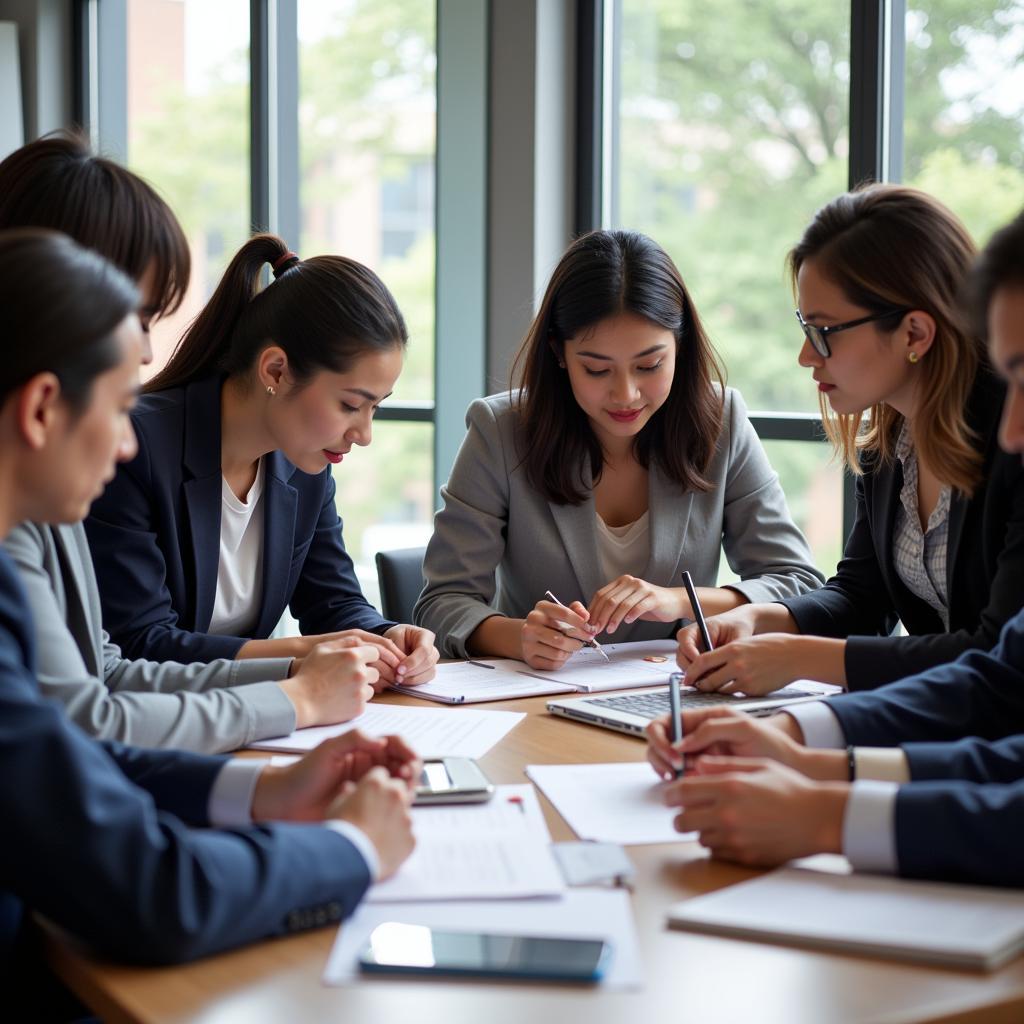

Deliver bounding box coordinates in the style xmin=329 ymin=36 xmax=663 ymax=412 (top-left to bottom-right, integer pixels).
xmin=393 ymin=639 xmax=677 ymax=705
xmin=667 ymin=866 xmax=1024 ymax=970
xmin=369 ymin=785 xmax=564 ymax=902
xmin=250 ymin=703 xmax=525 ymax=757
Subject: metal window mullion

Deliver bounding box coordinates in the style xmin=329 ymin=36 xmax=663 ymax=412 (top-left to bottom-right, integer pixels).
xmin=250 ymin=0 xmax=298 ymax=241
xmin=575 ymin=0 xmax=603 ymax=234
xmin=435 ymin=0 xmax=488 ymax=503
xmin=88 ymin=0 xmax=127 ymax=158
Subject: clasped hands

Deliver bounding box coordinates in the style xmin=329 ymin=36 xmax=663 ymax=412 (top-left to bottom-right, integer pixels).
xmin=646 ymin=708 xmax=850 ymax=867
xmin=250 ymin=729 xmax=421 ymax=879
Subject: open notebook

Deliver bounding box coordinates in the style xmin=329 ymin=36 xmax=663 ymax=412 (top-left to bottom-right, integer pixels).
xmin=393 ymin=639 xmax=677 ymax=704
xmin=667 ymin=862 xmax=1024 ymax=971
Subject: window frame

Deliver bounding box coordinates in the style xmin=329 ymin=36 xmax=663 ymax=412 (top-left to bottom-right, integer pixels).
xmin=577 ymin=0 xmax=911 ymax=543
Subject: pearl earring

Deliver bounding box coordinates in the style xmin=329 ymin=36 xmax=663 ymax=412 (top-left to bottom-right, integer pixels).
xmin=266 ymin=385 xmax=277 ymax=395
xmin=908 ymin=352 xmax=919 ymax=364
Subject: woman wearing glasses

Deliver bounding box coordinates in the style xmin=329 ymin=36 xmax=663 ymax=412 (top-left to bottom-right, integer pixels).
xmin=676 ymin=184 xmax=1024 ymax=694
xmin=414 ymin=229 xmax=823 ymax=667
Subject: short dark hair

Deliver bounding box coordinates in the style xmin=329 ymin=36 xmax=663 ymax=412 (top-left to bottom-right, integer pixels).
xmin=970 ymin=208 xmax=1024 ymax=342
xmin=511 ymin=229 xmax=725 ymax=505
xmin=0 ymin=131 xmax=189 ymax=318
xmin=0 ymin=229 xmax=139 ymax=413
xmin=145 ymin=233 xmax=408 ymax=394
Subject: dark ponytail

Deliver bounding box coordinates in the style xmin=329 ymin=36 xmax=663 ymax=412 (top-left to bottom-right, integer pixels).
xmin=146 ymin=234 xmax=408 ymax=393
xmin=0 ymin=228 xmax=139 ymax=414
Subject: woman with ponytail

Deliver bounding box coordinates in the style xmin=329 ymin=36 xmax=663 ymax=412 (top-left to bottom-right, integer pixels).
xmin=85 ymin=233 xmax=439 ymax=687
xmin=0 ymin=135 xmax=396 ymax=751
xmin=675 ymin=185 xmax=1024 ymax=696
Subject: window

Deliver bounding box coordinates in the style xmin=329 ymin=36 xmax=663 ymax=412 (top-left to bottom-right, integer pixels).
xmin=902 ymin=2 xmax=1024 ymax=242
xmin=124 ymin=0 xmax=251 ymax=379
xmin=610 ymin=0 xmax=851 ymax=571
xmin=298 ymin=0 xmax=437 ymax=591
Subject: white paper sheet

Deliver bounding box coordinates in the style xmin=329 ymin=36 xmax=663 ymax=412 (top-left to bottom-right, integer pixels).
xmin=396 ymin=640 xmax=678 ymax=705
xmin=369 ymin=784 xmax=564 ymax=902
xmin=394 ymin=660 xmax=574 ymax=704
xmin=324 ymin=890 xmax=643 ymax=990
xmin=250 ymin=704 xmax=525 ymax=757
xmin=527 ymin=762 xmax=694 ymax=844
xmin=519 ymin=639 xmax=677 ymax=691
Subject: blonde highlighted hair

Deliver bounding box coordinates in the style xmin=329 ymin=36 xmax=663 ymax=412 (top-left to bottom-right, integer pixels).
xmin=788 ymin=184 xmax=984 ymax=495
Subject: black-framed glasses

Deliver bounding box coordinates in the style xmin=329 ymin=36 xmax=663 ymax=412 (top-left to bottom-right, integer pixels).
xmin=795 ymin=308 xmax=910 ymax=359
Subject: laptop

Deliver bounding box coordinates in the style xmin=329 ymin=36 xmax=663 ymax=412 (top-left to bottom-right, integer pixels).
xmin=547 ymin=681 xmax=841 ymax=738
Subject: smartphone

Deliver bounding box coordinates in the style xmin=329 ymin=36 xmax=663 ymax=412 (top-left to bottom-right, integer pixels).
xmin=414 ymin=757 xmax=495 ymax=805
xmin=358 ymin=922 xmax=612 ymax=983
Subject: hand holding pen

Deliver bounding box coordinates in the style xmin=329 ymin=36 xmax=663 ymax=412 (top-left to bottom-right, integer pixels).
xmin=520 ymin=592 xmax=606 ymax=671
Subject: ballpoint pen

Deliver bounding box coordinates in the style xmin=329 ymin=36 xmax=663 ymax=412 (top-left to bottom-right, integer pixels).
xmin=669 ymin=671 xmax=684 ymax=780
xmin=681 ymin=570 xmax=714 ymax=653
xmin=543 ymin=589 xmax=610 ymax=661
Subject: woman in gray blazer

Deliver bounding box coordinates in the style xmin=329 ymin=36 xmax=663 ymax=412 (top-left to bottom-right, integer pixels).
xmin=415 ymin=230 xmax=823 ymax=665
xmin=0 ymin=135 xmax=383 ymax=751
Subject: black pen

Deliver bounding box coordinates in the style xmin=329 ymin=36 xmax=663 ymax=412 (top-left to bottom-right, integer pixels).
xmin=669 ymin=671 xmax=684 ymax=780
xmin=681 ymin=570 xmax=714 ymax=653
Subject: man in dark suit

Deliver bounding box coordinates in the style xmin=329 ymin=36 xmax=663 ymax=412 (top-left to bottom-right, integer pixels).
xmin=0 ymin=536 xmax=417 ymax=972
xmin=647 ymin=209 xmax=1024 ymax=885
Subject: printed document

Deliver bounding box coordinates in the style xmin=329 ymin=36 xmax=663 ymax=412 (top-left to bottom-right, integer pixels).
xmin=369 ymin=784 xmax=564 ymax=902
xmin=250 ymin=704 xmax=524 ymax=758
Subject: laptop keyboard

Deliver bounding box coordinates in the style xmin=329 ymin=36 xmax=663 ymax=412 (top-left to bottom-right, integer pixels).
xmin=584 ymin=687 xmax=814 ymax=721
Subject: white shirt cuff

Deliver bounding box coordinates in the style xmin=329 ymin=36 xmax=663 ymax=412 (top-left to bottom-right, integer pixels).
xmin=854 ymin=748 xmax=910 ymax=783
xmin=842 ymin=779 xmax=900 ymax=874
xmin=208 ymin=758 xmax=268 ymax=827
xmin=325 ymin=820 xmax=381 ymax=882
xmin=781 ymin=701 xmax=846 ymax=749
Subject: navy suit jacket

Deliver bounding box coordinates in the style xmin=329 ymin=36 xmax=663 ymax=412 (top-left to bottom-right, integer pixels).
xmin=0 ymin=546 xmax=372 ymax=967
xmin=84 ymin=376 xmax=395 ymax=663
xmin=822 ymin=608 xmax=1024 ymax=884
xmin=779 ymin=369 xmax=1024 ymax=689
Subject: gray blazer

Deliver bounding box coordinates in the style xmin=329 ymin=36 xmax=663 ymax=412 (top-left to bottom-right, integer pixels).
xmin=3 ymin=521 xmax=296 ymax=752
xmin=415 ymin=388 xmax=824 ymax=657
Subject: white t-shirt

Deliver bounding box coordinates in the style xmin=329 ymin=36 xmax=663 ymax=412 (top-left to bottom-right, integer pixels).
xmin=209 ymin=458 xmax=266 ymax=637
xmin=595 ymin=510 xmax=651 ymax=582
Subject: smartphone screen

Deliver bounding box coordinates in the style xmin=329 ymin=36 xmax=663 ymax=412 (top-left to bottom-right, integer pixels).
xmin=359 ymin=922 xmax=610 ymax=982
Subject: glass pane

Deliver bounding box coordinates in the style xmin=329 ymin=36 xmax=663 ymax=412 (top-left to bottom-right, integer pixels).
xmin=126 ymin=0 xmax=251 ymax=379
xmin=903 ymin=1 xmax=1024 ymax=243
xmin=614 ymin=0 xmax=851 ymax=413
xmin=332 ymin=421 xmax=435 ymax=608
xmin=297 ymin=0 xmax=436 ymax=405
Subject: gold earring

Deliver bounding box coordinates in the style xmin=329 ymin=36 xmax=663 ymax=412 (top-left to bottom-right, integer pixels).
xmin=266 ymin=385 xmax=276 ymax=395
xmin=908 ymin=352 xmax=920 ymax=364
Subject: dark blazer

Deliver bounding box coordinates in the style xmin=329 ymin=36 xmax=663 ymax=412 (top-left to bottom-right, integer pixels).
xmin=829 ymin=605 xmax=1024 ymax=747
xmin=822 ymin=610 xmax=1024 ymax=885
xmin=779 ymin=369 xmax=1024 ymax=689
xmin=0 ymin=547 xmax=370 ymax=968
xmin=84 ymin=376 xmax=394 ymax=664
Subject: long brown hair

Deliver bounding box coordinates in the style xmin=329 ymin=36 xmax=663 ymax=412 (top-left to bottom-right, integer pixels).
xmin=788 ymin=185 xmax=984 ymax=495
xmin=511 ymin=230 xmax=726 ymax=505
xmin=145 ymin=234 xmax=408 ymax=393
xmin=0 ymin=229 xmax=139 ymax=414
xmin=0 ymin=131 xmax=189 ymax=319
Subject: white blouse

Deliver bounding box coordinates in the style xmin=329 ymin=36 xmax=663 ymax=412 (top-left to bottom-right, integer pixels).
xmin=595 ymin=510 xmax=651 ymax=583
xmin=209 ymin=458 xmax=266 ymax=637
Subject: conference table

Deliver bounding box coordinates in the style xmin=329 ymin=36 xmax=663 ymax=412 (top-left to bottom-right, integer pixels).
xmin=42 ymin=689 xmax=1024 ymax=1024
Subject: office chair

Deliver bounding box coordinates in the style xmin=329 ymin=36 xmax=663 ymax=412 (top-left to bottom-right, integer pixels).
xmin=374 ymin=546 xmax=427 ymax=624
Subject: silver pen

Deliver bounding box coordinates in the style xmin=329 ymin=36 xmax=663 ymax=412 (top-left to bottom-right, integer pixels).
xmin=544 ymin=589 xmax=610 ymax=662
